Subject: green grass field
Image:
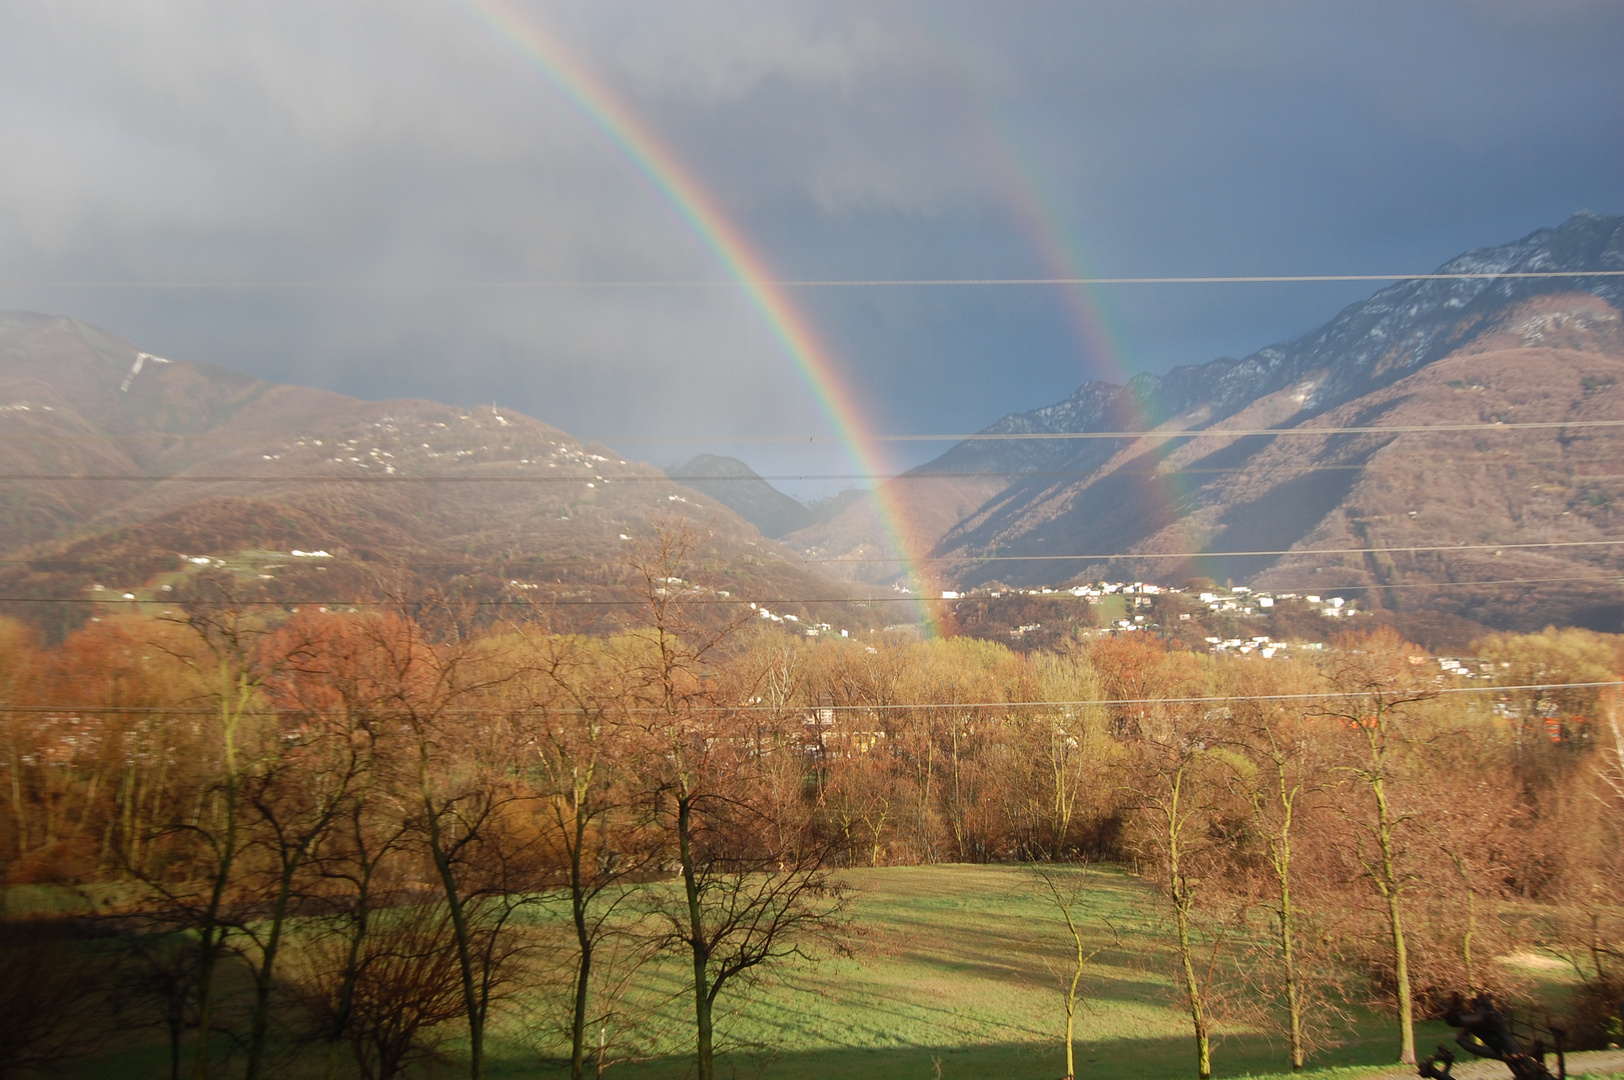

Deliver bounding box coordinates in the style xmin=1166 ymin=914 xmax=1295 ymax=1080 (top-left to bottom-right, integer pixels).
xmin=489 ymin=864 xmax=1460 ymax=1080
xmin=60 ymin=864 xmax=1582 ymax=1080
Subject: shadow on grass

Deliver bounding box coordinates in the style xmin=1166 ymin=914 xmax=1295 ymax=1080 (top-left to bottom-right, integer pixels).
xmin=490 ymin=1022 xmax=1455 ymax=1080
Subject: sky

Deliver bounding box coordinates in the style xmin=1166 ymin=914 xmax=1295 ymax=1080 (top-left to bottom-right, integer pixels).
xmin=2 ymin=1 xmax=1622 ymax=499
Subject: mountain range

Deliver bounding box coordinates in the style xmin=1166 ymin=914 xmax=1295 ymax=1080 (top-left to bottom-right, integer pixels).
xmin=3 ymin=212 xmax=1621 ymax=638
xmin=774 ymin=212 xmax=1624 ymax=632
xmin=0 ymin=313 xmax=856 ymax=639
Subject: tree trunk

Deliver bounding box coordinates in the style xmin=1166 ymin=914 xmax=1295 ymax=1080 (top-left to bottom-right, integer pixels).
xmin=190 ymin=825 xmax=232 ymax=1080
xmin=244 ymin=871 xmax=300 ymax=1080
xmin=422 ymin=773 xmax=484 ymax=1080
xmin=1269 ymin=768 xmax=1303 ymax=1071
xmin=1065 ymin=1003 xmax=1076 ymax=1079
xmin=192 ymin=682 xmax=246 ymax=1080
xmin=1174 ymin=886 xmax=1212 ymax=1080
xmin=569 ymin=809 xmax=592 ymax=1080
xmin=1279 ymin=880 xmax=1304 ymax=1070
xmin=678 ymin=794 xmax=714 ymax=1080
xmin=1372 ymin=777 xmax=1415 ymax=1065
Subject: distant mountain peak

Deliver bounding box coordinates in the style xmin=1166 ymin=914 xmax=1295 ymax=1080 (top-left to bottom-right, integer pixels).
xmin=0 ymin=314 xmax=853 ymax=639
xmin=784 ymin=214 xmax=1624 ymax=630
xmin=666 ymin=454 xmax=814 ymax=538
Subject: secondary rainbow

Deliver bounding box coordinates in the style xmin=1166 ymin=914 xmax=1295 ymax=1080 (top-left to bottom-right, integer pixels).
xmin=457 ymin=0 xmax=940 ymax=620
xmin=946 ymin=48 xmax=1207 ymax=577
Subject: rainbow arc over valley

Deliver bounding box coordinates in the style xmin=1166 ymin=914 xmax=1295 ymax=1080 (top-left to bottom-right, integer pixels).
xmin=459 ymin=0 xmax=942 ymax=624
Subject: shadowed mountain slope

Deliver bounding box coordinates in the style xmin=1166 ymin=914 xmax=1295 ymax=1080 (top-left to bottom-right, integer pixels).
xmin=787 ymin=213 xmax=1624 ymax=630
xmin=666 ymin=454 xmax=814 ymax=538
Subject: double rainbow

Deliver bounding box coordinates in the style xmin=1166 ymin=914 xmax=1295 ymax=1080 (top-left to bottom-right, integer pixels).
xmin=459 ymin=0 xmax=940 ymax=625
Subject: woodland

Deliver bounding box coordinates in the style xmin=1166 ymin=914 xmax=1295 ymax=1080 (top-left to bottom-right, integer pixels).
xmin=1 ymin=526 xmax=1622 ymax=1080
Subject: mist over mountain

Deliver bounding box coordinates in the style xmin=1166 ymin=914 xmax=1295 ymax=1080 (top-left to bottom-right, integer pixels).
xmin=788 ymin=212 xmax=1624 ymax=632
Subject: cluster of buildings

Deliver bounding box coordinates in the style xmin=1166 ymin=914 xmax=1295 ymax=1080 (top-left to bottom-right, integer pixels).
xmin=939 ymin=581 xmax=1361 ymax=617
xmin=751 ymin=604 xmax=847 ymax=637
xmin=1202 ymin=635 xmax=1325 ymax=658
xmin=926 ymin=579 xmax=1372 ymax=654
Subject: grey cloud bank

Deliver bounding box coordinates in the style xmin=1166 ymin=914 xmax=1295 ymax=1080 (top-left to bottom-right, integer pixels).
xmin=2 ymin=1 xmax=1620 ymax=497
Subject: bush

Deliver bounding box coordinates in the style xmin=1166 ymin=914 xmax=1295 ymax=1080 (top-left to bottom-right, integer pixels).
xmin=1567 ymin=973 xmax=1624 ymax=1050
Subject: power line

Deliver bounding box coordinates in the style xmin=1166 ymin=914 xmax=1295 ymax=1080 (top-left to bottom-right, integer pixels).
xmin=6 ymin=573 xmax=1617 ymax=606
xmin=1239 ymin=575 xmax=1623 ymax=591
xmin=6 ymin=270 xmax=1624 ymax=289
xmin=5 ymin=462 xmax=1624 ymax=485
xmin=0 ymin=596 xmax=873 ymax=606
xmin=4 ymin=543 xmax=1621 ymax=572
xmin=813 ymin=539 xmax=1624 ymax=563
xmin=2 ymin=420 xmax=1620 ymax=449
xmin=3 ymin=551 xmax=1618 ymax=579
xmin=606 ymin=420 xmax=1624 ymax=443
xmin=4 ymin=681 xmax=1618 ymax=717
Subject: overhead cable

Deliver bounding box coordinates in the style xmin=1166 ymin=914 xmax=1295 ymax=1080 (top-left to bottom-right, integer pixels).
xmin=4 ymin=681 xmax=1619 ymax=717
xmin=8 ymin=270 xmax=1624 ymax=289
xmin=4 ymin=573 xmax=1619 ymax=606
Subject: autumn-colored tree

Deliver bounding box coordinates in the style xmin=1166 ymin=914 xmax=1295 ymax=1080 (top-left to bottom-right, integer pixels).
xmin=1475 ymin=626 xmax=1622 ymax=775
xmin=1317 ymin=629 xmax=1438 ymax=1066
xmin=335 ymin=607 xmax=530 ymax=1080
xmin=0 ymin=616 xmax=45 ymax=882
xmin=1122 ymin=697 xmax=1247 ymax=1080
xmin=512 ymin=629 xmax=659 ymax=1080
xmin=627 ymin=518 xmax=845 ymax=1080
xmin=1215 ymin=657 xmax=1341 ymax=1070
xmin=151 ymin=587 xmax=316 ymax=1080
xmin=813 ymin=638 xmax=908 ymax=864
xmin=1103 ymin=635 xmax=1238 ymax=1079
xmin=1022 ymin=651 xmax=1114 ymax=859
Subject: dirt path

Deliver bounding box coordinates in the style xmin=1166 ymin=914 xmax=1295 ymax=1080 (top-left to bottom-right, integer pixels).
xmin=1359 ymin=1049 xmax=1624 ymax=1080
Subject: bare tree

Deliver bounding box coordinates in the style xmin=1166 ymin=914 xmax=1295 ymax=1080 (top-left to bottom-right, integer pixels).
xmin=1123 ymin=700 xmax=1245 ymax=1080
xmin=350 ymin=607 xmax=530 ymax=1080
xmin=149 ymin=584 xmax=314 ymax=1080
xmin=1317 ymin=629 xmax=1437 ymax=1066
xmin=1027 ymin=860 xmax=1114 ymax=1080
xmin=628 ymin=516 xmax=847 ymax=1080
xmin=1219 ymin=659 xmax=1336 ymax=1071
xmin=518 ymin=630 xmax=659 ymax=1080
xmin=0 ymin=931 xmax=106 ymax=1080
xmin=292 ymin=898 xmax=466 ymax=1080
xmin=105 ymin=919 xmax=202 ymax=1080
xmin=233 ymin=707 xmax=372 ymax=1080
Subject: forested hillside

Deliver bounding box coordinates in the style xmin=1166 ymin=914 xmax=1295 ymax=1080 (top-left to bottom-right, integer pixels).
xmin=3 ymin=530 xmax=1620 ymax=1078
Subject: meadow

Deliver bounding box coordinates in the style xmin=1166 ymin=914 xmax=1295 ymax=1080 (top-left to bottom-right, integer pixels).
xmin=536 ymin=864 xmax=1463 ymax=1080
xmin=6 ymin=608 xmax=1618 ymax=1080
xmin=59 ymin=864 xmax=1498 ymax=1080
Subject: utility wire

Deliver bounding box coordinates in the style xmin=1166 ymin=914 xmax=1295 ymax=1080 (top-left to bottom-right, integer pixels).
xmin=816 ymin=539 xmax=1624 ymax=563
xmin=607 ymin=420 xmax=1624 ymax=443
xmin=4 ymin=542 xmax=1622 ymax=571
xmin=4 ymin=419 xmax=1622 ymax=445
xmin=8 ymin=270 xmax=1624 ymax=289
xmin=5 ymin=462 xmax=1624 ymax=485
xmin=4 ymin=681 xmax=1618 ymax=717
xmin=7 ymin=574 xmax=1618 ymax=606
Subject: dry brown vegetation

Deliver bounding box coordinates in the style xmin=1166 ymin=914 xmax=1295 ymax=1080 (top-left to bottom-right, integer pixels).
xmin=1 ymin=526 xmax=1622 ymax=1080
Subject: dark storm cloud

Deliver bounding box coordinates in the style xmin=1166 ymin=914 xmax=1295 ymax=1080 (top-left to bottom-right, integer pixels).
xmin=1 ymin=2 xmax=1620 ymax=496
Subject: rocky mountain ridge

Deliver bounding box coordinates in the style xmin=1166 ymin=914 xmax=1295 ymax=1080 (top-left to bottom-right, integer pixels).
xmin=786 ymin=212 xmax=1624 ymax=631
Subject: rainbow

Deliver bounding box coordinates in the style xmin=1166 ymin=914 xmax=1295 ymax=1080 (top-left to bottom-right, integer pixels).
xmin=456 ymin=0 xmax=941 ymax=626
xmin=945 ymin=53 xmax=1208 ymax=581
